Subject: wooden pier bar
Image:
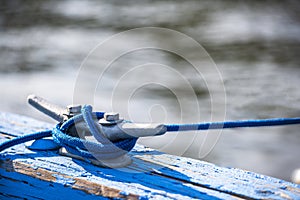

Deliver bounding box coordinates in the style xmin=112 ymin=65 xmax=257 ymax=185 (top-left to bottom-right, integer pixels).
xmin=0 ymin=112 xmax=299 ymax=199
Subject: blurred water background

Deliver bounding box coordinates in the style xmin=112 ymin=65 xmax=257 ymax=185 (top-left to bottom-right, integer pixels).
xmin=1 ymin=0 xmax=300 ymax=182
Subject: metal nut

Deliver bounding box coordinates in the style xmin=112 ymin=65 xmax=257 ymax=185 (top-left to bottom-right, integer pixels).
xmin=104 ymin=112 xmax=119 ymax=121
xmin=67 ymin=104 xmax=82 ymax=114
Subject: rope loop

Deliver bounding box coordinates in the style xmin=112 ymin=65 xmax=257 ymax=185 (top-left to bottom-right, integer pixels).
xmin=0 ymin=105 xmax=137 ymax=161
xmin=52 ymin=105 xmax=137 ymax=160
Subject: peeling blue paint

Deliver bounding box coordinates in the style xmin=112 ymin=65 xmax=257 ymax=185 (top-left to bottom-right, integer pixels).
xmin=119 ymin=191 xmax=129 ymax=196
xmin=0 ymin=169 xmax=107 ymax=200
xmin=0 ymin=112 xmax=300 ymax=199
xmin=52 ymin=174 xmax=76 ymax=186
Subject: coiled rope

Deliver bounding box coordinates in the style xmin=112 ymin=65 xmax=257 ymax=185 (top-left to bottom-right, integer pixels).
xmin=0 ymin=105 xmax=137 ymax=159
xmin=1 ymin=105 xmax=300 ymax=159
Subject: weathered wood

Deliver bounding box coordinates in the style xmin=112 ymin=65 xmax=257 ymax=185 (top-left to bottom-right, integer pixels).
xmin=0 ymin=112 xmax=299 ymax=199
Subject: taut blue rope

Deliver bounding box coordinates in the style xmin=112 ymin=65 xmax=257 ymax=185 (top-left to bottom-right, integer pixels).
xmin=165 ymin=117 xmax=300 ymax=132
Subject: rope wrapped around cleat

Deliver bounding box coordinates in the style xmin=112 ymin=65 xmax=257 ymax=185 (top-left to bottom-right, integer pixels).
xmin=0 ymin=105 xmax=137 ymax=160
xmin=1 ymin=105 xmax=300 ymax=160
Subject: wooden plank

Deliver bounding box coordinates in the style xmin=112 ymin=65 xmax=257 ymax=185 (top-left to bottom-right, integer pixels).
xmin=0 ymin=112 xmax=299 ymax=199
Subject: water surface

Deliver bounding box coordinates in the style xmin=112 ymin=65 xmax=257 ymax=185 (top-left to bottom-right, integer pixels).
xmin=1 ymin=0 xmax=300 ymax=181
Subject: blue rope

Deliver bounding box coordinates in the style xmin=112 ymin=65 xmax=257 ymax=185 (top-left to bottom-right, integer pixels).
xmin=52 ymin=105 xmax=137 ymax=160
xmin=0 ymin=130 xmax=52 ymax=152
xmin=1 ymin=104 xmax=300 ymax=159
xmin=165 ymin=117 xmax=300 ymax=132
xmin=0 ymin=105 xmax=137 ymax=160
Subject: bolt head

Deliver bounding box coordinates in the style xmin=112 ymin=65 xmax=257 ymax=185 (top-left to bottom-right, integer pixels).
xmin=104 ymin=112 xmax=119 ymax=121
xmin=67 ymin=104 xmax=82 ymax=114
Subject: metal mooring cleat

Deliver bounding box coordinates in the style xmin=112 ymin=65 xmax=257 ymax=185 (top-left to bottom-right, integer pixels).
xmin=27 ymin=95 xmax=167 ymax=141
xmin=27 ymin=95 xmax=167 ymax=167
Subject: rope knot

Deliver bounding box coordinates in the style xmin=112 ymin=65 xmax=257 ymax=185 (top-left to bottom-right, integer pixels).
xmin=52 ymin=105 xmax=137 ymax=166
